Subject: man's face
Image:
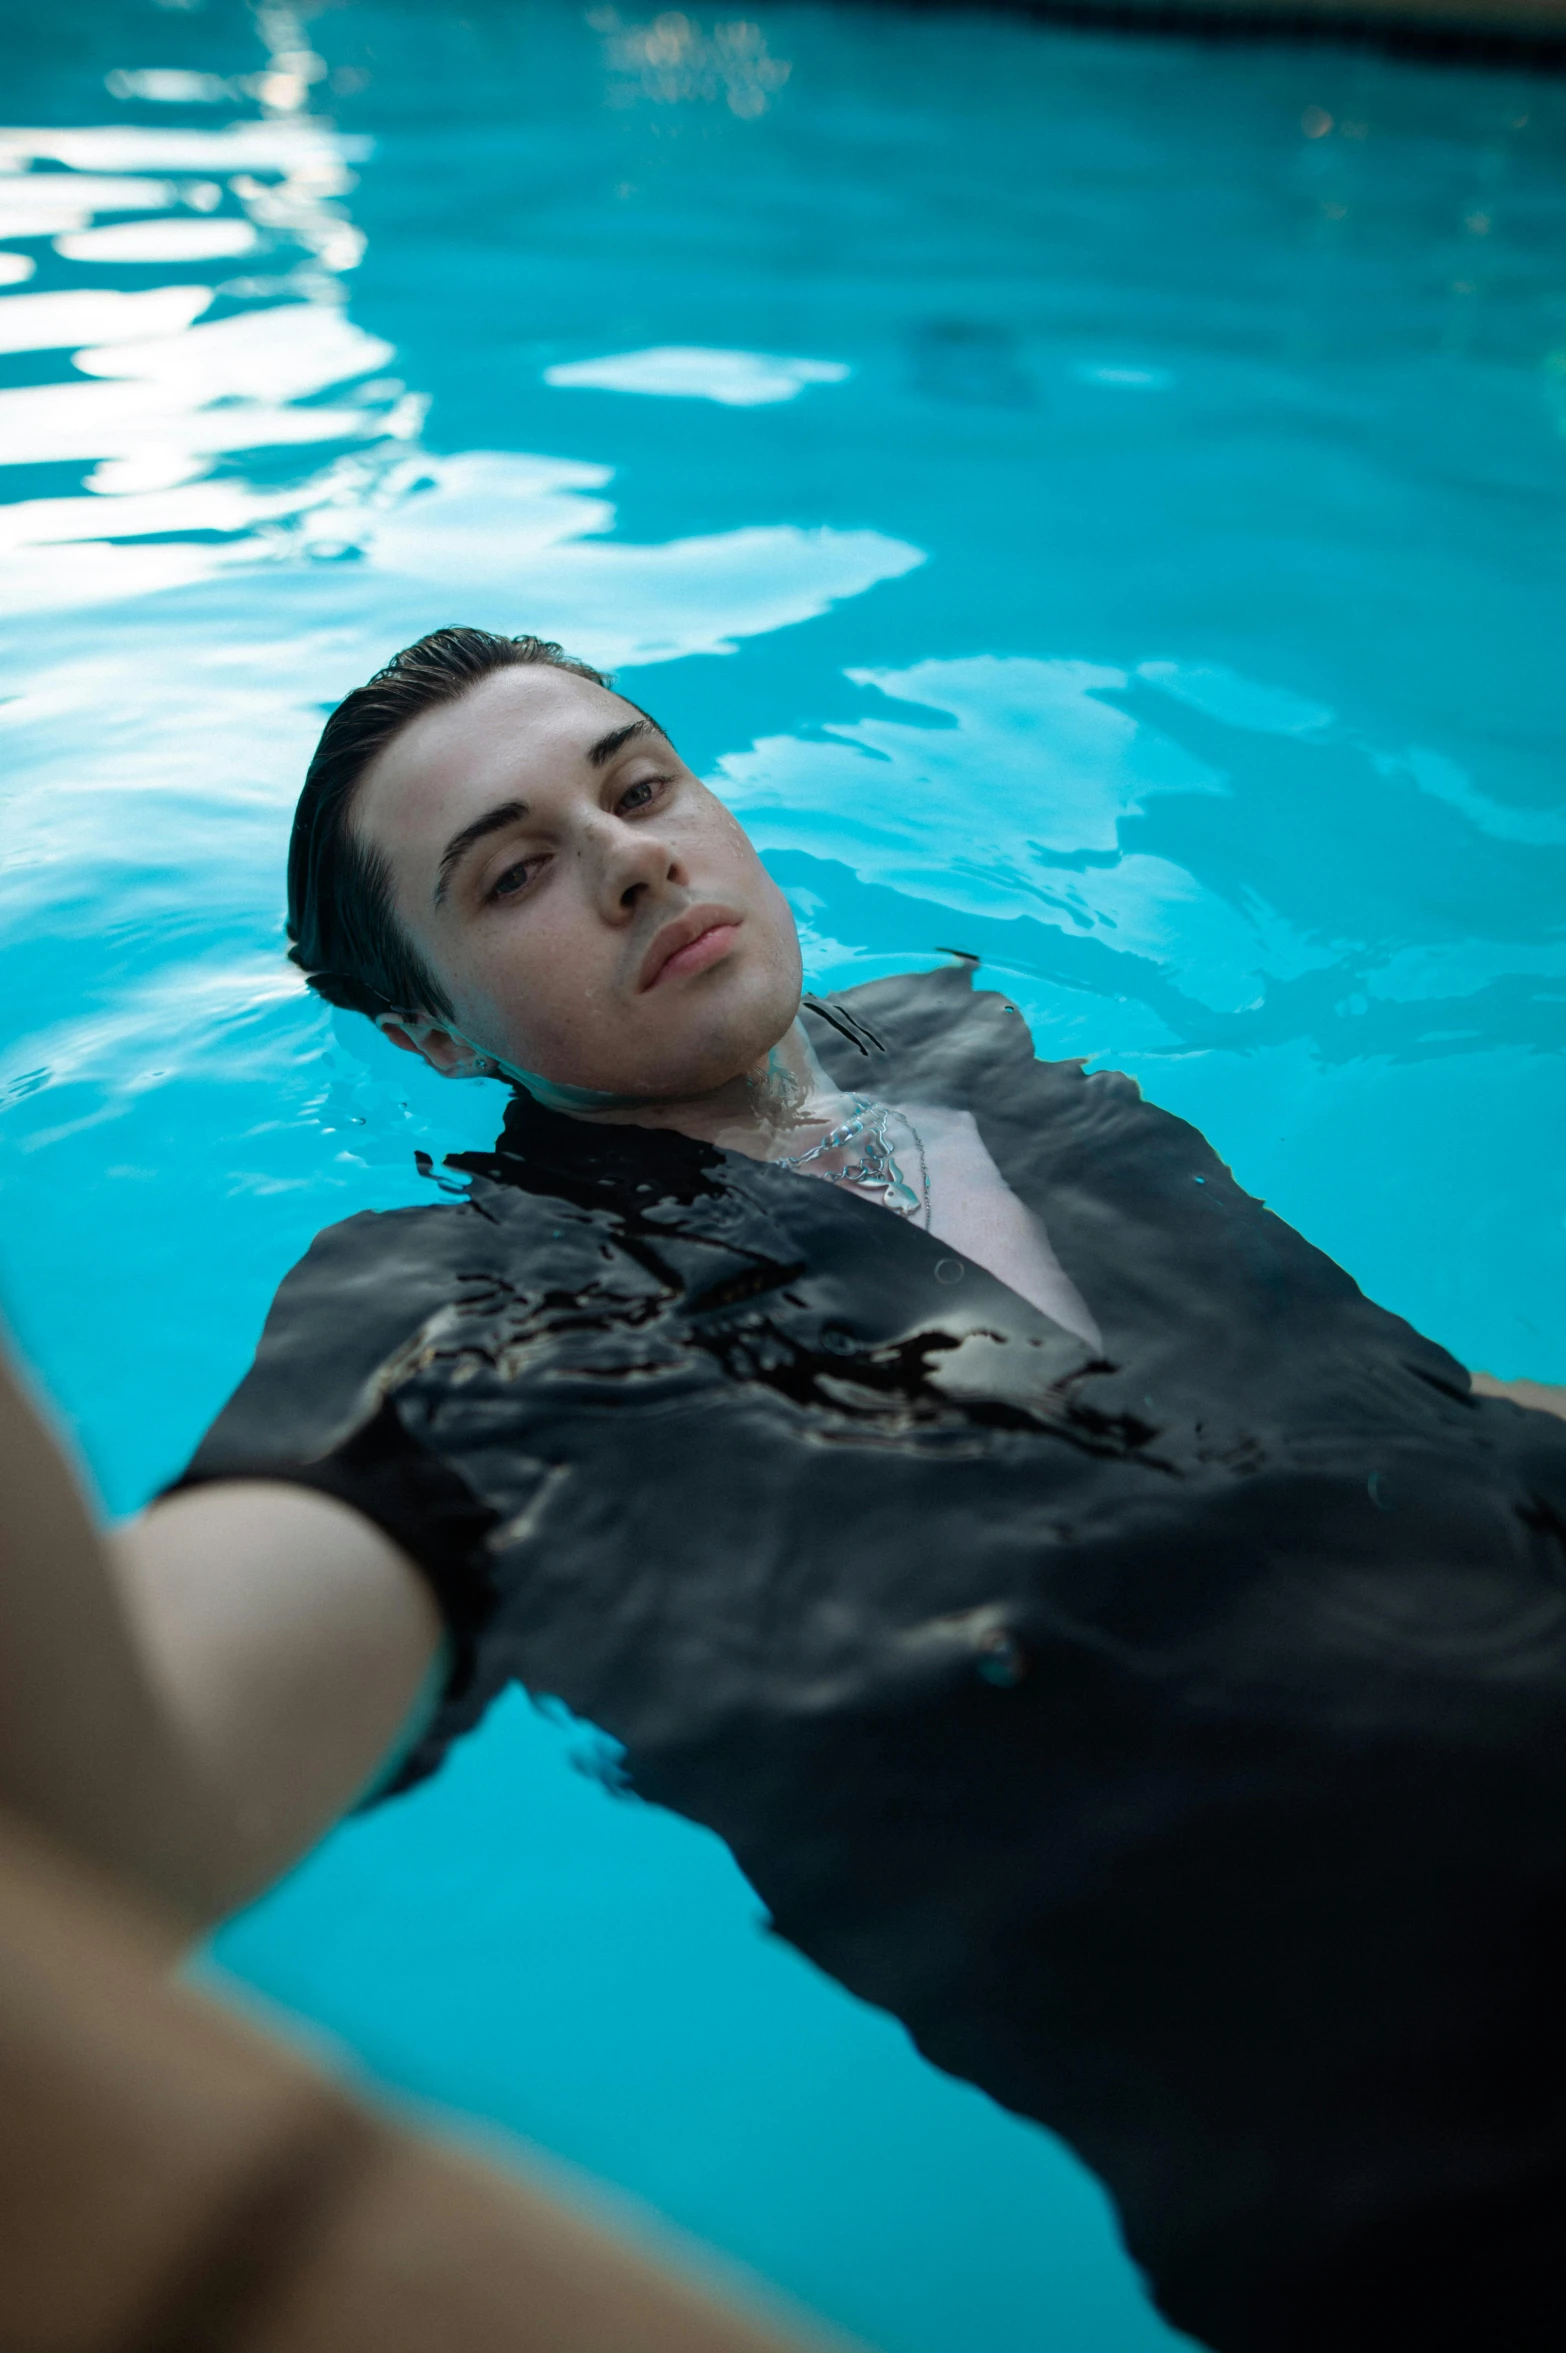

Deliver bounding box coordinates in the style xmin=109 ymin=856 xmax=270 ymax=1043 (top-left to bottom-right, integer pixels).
xmin=351 ymin=662 xmax=803 ymax=1099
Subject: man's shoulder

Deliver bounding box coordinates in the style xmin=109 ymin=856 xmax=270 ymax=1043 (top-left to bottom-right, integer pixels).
xmin=190 ymin=1191 xmax=505 ymax=1476
xmin=279 ymin=1192 xmax=487 ymax=1295
xmin=809 ymin=961 xmax=1117 ymax=1121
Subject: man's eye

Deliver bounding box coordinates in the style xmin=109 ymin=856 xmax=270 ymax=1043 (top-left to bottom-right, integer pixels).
xmin=488 ymin=858 xmax=533 ymax=902
xmin=618 ymin=773 xmax=669 ymax=815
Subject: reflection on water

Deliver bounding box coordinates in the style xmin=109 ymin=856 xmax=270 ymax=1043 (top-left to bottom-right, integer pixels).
xmin=1 ymin=7 xmax=1565 ymax=2352
xmin=0 ymin=45 xmax=408 ymax=562
xmin=544 ymin=343 xmax=851 ymax=403
xmin=0 ymin=8 xmax=910 ymax=620
xmin=591 ymin=7 xmax=793 ymax=118
xmin=718 ymin=651 xmax=1566 ymax=1047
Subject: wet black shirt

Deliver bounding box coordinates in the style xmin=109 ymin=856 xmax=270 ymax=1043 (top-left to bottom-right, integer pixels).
xmin=185 ymin=965 xmax=1566 ymax=2353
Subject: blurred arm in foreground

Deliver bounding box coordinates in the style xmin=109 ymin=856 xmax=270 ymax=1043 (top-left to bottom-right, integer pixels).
xmin=0 ymin=1803 xmax=845 ymax=2353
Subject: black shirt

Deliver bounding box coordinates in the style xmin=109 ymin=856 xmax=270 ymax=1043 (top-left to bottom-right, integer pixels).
xmin=184 ymin=964 xmax=1566 ymax=2353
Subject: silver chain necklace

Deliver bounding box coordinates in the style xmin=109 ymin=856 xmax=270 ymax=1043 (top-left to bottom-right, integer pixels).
xmin=774 ymin=1094 xmax=931 ymax=1228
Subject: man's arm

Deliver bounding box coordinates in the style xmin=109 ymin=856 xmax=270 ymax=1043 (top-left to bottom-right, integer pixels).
xmin=0 ymin=1804 xmax=851 ymax=2353
xmin=115 ymin=1479 xmax=443 ymax=1912
xmin=1468 ymin=1371 xmax=1566 ymax=1423
xmin=0 ymin=1338 xmax=440 ymax=1929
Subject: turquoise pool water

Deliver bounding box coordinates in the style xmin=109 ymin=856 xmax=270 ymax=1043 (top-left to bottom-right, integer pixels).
xmin=3 ymin=4 xmax=1564 ymax=2346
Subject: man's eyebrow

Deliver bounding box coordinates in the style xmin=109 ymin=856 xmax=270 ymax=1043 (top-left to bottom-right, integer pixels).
xmin=434 ymin=799 xmax=527 ymax=904
xmin=587 ymin=717 xmax=663 ymax=768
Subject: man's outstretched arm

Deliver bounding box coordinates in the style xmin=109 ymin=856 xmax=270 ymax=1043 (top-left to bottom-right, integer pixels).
xmin=0 ymin=1335 xmax=440 ymax=1929
xmin=0 ymin=1804 xmax=853 ymax=2353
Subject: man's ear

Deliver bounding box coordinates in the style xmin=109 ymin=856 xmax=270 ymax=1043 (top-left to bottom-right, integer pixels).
xmin=373 ymin=1013 xmax=488 ymax=1079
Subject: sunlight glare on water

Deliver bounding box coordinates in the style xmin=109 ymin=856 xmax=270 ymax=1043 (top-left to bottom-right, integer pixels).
xmin=1 ymin=3 xmax=1564 ymax=2348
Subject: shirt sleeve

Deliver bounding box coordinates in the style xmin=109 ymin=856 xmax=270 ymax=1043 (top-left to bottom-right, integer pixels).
xmin=164 ymin=1202 xmax=502 ymax=1738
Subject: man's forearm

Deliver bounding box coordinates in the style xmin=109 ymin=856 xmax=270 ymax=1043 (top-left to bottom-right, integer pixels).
xmin=0 ymin=1805 xmax=850 ymax=2353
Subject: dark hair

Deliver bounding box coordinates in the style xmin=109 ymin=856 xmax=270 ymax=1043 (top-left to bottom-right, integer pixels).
xmin=287 ymin=625 xmax=613 ymax=1021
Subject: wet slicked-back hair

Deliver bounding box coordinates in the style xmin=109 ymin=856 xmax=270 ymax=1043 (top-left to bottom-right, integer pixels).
xmin=287 ymin=626 xmax=611 ymax=1021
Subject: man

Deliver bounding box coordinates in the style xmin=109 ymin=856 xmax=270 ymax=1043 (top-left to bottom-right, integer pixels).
xmin=6 ymin=626 xmax=1566 ymax=2353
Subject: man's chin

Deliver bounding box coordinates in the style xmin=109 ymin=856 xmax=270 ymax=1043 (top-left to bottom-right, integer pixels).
xmin=621 ymin=990 xmax=798 ymax=1099
xmin=510 ymin=970 xmax=800 ymax=1107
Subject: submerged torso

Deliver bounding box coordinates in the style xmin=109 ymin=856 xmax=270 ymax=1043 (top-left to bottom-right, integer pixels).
xmin=185 ymin=965 xmax=1566 ymax=2353
xmin=897 ymin=1099 xmax=1102 ymax=1347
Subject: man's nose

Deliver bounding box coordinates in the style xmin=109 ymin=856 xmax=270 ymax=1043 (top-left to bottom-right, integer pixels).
xmin=591 ymin=818 xmax=687 ymax=918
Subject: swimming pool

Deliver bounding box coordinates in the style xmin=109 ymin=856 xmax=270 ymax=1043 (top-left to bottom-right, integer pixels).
xmin=2 ymin=3 xmax=1563 ymax=2346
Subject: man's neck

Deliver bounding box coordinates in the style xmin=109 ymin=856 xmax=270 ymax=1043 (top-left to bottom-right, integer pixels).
xmin=567 ymin=1019 xmax=856 ymax=1162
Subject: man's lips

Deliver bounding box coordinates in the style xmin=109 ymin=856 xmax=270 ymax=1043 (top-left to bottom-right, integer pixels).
xmin=638 ymin=908 xmax=742 ymax=992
